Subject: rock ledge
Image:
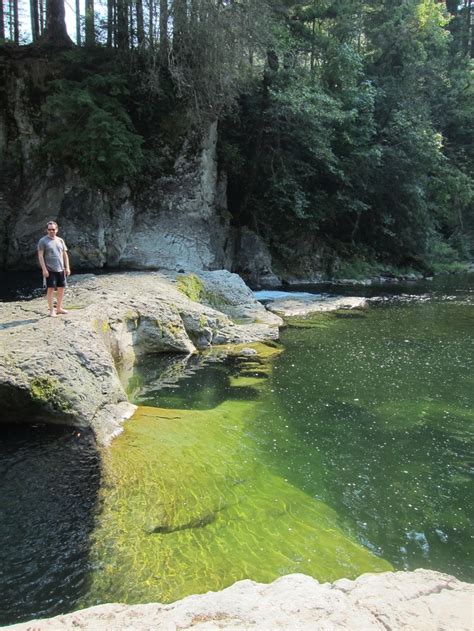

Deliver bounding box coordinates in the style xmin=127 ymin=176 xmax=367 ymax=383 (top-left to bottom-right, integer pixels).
xmin=5 ymin=570 xmax=473 ymax=630
xmin=0 ymin=271 xmax=282 ymax=444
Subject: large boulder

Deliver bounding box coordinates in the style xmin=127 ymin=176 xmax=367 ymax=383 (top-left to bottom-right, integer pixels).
xmin=0 ymin=271 xmax=282 ymax=444
xmin=233 ymin=227 xmax=281 ymax=288
xmin=5 ymin=570 xmax=473 ymax=630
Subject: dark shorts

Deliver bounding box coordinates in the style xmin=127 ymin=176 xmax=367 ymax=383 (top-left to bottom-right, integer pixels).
xmin=45 ymin=270 xmax=67 ymax=289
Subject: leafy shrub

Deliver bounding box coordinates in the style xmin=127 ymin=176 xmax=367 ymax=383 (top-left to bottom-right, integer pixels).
xmin=42 ymin=73 xmax=143 ymax=188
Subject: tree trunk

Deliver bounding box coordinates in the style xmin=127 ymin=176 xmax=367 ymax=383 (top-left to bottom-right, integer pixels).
xmin=116 ymin=0 xmax=129 ymax=49
xmin=13 ymin=0 xmax=19 ymax=43
xmin=159 ymin=0 xmax=168 ymax=65
xmin=75 ymin=0 xmax=81 ymax=43
xmin=30 ymin=0 xmax=40 ymax=41
xmin=467 ymin=0 xmax=473 ymax=57
xmin=107 ymin=0 xmax=114 ymax=46
xmin=172 ymin=0 xmax=187 ymax=57
xmin=136 ymin=0 xmax=144 ymax=44
xmin=39 ymin=0 xmax=45 ymax=32
xmin=85 ymin=0 xmax=94 ymax=46
xmin=148 ymin=0 xmax=154 ymax=46
xmin=36 ymin=0 xmax=73 ymax=46
xmin=0 ymin=0 xmax=4 ymax=40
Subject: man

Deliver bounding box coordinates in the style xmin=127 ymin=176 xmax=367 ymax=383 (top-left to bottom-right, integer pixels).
xmin=37 ymin=221 xmax=71 ymax=317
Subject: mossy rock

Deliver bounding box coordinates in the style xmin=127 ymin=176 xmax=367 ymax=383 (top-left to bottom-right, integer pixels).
xmin=30 ymin=376 xmax=72 ymax=413
xmin=176 ymin=273 xmax=231 ymax=310
xmin=208 ymin=341 xmax=283 ymax=360
xmin=176 ymin=273 xmax=206 ymax=302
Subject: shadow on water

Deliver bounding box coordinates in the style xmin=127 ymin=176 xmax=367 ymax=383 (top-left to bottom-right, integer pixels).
xmin=0 ymin=424 xmax=101 ymax=626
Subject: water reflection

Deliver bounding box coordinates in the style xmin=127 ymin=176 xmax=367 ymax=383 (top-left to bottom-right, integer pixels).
xmin=129 ymin=353 xmax=267 ymax=410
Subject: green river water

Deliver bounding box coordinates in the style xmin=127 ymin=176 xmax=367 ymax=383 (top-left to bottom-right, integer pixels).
xmin=81 ymin=280 xmax=473 ymax=608
xmin=0 ymin=278 xmax=473 ymax=624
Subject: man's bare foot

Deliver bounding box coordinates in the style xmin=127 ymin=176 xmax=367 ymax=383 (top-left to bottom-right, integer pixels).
xmin=49 ymin=309 xmax=57 ymax=317
xmin=56 ymin=308 xmax=68 ymax=314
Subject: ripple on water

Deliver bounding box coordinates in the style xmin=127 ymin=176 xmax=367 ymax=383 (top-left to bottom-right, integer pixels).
xmin=0 ymin=424 xmax=101 ymax=625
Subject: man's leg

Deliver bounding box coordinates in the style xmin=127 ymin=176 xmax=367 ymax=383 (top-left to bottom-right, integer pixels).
xmin=56 ymin=286 xmax=66 ymax=313
xmin=47 ymin=287 xmax=55 ymax=314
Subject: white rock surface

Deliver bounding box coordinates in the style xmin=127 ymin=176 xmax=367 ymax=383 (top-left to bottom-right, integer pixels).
xmin=5 ymin=570 xmax=473 ymax=630
xmin=256 ymin=291 xmax=368 ymax=317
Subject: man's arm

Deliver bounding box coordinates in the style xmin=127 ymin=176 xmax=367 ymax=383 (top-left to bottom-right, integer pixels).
xmin=63 ymin=248 xmax=71 ymax=276
xmin=38 ymin=248 xmax=49 ymax=277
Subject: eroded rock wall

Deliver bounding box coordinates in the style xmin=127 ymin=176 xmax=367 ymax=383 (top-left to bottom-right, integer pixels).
xmin=0 ymin=56 xmax=233 ymax=274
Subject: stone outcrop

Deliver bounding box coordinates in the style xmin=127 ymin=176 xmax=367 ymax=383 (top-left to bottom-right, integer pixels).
xmin=256 ymin=290 xmax=368 ymax=318
xmin=5 ymin=570 xmax=473 ymax=630
xmin=0 ymin=55 xmax=322 ymax=285
xmin=0 ymin=270 xmax=282 ymax=444
xmin=233 ymin=227 xmax=281 ymax=288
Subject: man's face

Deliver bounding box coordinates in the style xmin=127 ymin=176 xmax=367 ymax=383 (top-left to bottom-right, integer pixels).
xmin=47 ymin=225 xmax=58 ymax=238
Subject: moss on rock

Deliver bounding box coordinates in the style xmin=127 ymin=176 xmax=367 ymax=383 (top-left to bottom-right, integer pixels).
xmin=30 ymin=376 xmax=72 ymax=412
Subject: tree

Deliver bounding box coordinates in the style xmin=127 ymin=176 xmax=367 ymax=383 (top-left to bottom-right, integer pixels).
xmin=30 ymin=0 xmax=40 ymax=41
xmin=85 ymin=0 xmax=94 ymax=46
xmin=36 ymin=0 xmax=73 ymax=46
xmin=0 ymin=0 xmax=4 ymax=40
xmin=159 ymin=0 xmax=168 ymax=64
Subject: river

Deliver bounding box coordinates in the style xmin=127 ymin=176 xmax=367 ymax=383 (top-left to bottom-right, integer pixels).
xmin=0 ymin=275 xmax=472 ymax=624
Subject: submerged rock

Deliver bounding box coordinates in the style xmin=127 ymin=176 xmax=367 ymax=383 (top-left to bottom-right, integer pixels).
xmin=5 ymin=570 xmax=473 ymax=630
xmin=0 ymin=270 xmax=282 ymax=444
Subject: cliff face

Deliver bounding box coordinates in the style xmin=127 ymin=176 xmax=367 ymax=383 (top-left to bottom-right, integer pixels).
xmin=0 ymin=54 xmax=335 ymax=286
xmin=0 ymin=55 xmax=236 ymax=275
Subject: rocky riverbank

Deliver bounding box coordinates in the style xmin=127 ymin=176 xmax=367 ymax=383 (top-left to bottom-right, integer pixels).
xmin=0 ymin=270 xmax=282 ymax=445
xmin=5 ymin=570 xmax=473 ymax=630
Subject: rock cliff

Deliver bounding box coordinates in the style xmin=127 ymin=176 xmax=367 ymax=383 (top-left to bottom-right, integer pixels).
xmin=0 ymin=55 xmax=237 ymax=274
xmin=5 ymin=570 xmax=473 ymax=630
xmin=0 ymin=54 xmax=335 ymax=287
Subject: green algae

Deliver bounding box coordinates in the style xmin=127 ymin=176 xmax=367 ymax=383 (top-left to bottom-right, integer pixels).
xmin=176 ymin=273 xmax=205 ymax=302
xmin=176 ymin=273 xmax=231 ymax=310
xmin=284 ymin=310 xmax=367 ymax=329
xmin=30 ymin=376 xmax=72 ymax=412
xmin=83 ymin=363 xmax=391 ymax=607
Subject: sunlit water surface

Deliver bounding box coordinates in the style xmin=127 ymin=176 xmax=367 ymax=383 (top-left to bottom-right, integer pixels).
xmin=1 ymin=277 xmax=473 ymax=623
xmin=81 ymin=278 xmax=473 ymax=608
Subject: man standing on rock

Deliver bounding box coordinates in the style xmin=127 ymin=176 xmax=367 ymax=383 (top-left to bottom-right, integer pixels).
xmin=37 ymin=220 xmax=71 ymax=317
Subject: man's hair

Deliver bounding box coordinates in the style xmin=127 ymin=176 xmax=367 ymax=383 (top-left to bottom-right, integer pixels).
xmin=47 ymin=221 xmax=58 ymax=229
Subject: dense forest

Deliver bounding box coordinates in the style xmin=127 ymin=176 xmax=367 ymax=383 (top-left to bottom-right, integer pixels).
xmin=1 ymin=0 xmax=473 ymax=274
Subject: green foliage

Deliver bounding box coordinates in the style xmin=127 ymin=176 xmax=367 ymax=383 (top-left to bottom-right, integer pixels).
xmin=222 ymin=0 xmax=473 ymax=268
xmin=42 ymin=69 xmax=143 ymax=188
xmin=332 ymin=258 xmax=380 ymax=280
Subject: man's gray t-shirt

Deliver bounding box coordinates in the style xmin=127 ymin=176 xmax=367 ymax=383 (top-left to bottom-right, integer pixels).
xmin=37 ymin=236 xmax=68 ymax=272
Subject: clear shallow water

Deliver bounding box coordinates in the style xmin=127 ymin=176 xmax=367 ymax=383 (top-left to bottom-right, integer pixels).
xmin=81 ymin=280 xmax=473 ymax=607
xmin=0 ymin=278 xmax=473 ymax=623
